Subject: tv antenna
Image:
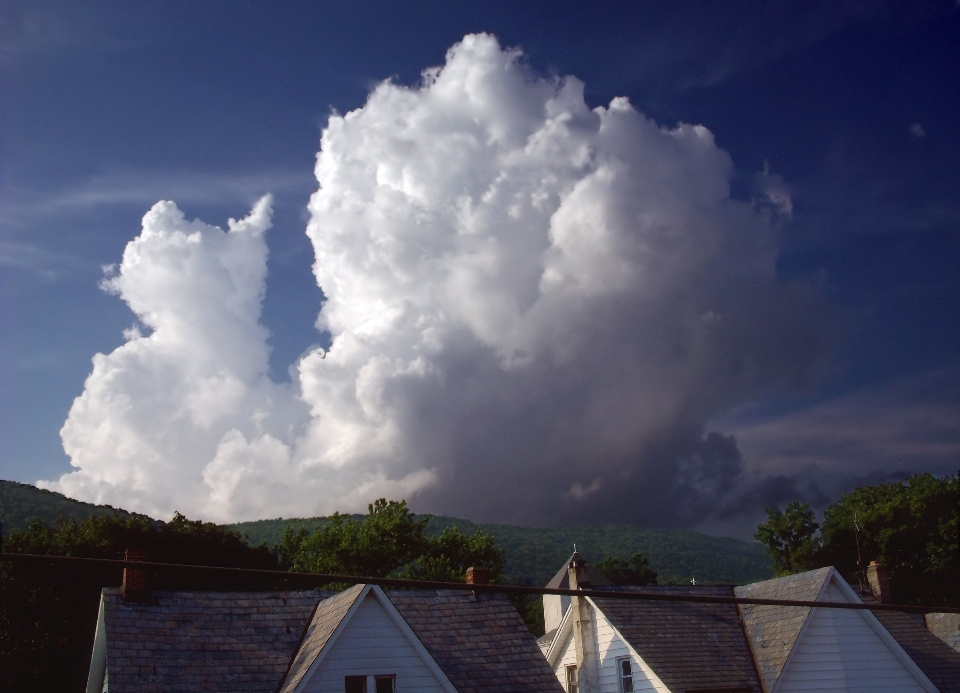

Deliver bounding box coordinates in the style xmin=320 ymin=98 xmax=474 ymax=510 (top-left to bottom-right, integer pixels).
xmin=853 ymin=513 xmax=865 ymax=593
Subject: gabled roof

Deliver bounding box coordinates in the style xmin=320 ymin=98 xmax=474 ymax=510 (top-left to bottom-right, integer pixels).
xmin=277 ymin=584 xmax=366 ymax=693
xmin=98 ymin=588 xmax=322 ymax=693
xmin=868 ymin=600 xmax=960 ymax=693
xmin=590 ymin=586 xmax=763 ymax=693
xmin=388 ymin=589 xmax=564 ymax=693
xmin=733 ymin=566 xmax=831 ymax=690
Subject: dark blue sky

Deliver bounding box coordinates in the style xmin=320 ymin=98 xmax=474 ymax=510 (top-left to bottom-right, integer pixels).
xmin=2 ymin=1 xmax=958 ymax=527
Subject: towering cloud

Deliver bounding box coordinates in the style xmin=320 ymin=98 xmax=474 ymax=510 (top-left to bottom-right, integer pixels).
xmin=43 ymin=34 xmax=831 ymax=525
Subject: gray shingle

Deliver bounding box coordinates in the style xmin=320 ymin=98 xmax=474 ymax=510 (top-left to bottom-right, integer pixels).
xmin=101 ymin=589 xmax=322 ymax=693
xmin=591 ymin=586 xmax=763 ymax=693
xmin=864 ymin=597 xmax=960 ymax=693
xmin=733 ymin=566 xmax=830 ymax=690
xmin=388 ymin=589 xmax=565 ymax=693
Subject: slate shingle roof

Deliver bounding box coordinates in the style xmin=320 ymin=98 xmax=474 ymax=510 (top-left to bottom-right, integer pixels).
xmin=732 ymin=566 xmax=830 ymax=691
xmin=388 ymin=589 xmax=565 ymax=693
xmin=277 ymin=584 xmax=365 ymax=693
xmin=865 ymin=598 xmax=960 ymax=693
xmin=925 ymin=612 xmax=960 ymax=652
xmin=100 ymin=588 xmax=321 ymax=693
xmin=591 ymin=586 xmax=763 ymax=693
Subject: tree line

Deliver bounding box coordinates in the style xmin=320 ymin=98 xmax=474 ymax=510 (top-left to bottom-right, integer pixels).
xmin=754 ymin=472 xmax=958 ymax=607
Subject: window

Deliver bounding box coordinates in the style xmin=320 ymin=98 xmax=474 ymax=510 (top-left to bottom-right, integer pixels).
xmin=345 ymin=675 xmax=396 ymax=693
xmin=374 ymin=675 xmax=396 ymax=693
xmin=345 ymin=676 xmax=367 ymax=693
xmin=617 ymin=657 xmax=634 ymax=693
xmin=566 ymin=665 xmax=579 ymax=693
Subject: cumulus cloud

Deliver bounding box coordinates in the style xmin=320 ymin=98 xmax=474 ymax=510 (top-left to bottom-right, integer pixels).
xmin=43 ymin=34 xmax=834 ymax=526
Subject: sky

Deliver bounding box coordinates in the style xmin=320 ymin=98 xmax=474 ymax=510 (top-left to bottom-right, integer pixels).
xmin=1 ymin=1 xmax=958 ymax=537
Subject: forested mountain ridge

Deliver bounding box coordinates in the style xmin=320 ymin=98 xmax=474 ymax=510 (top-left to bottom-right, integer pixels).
xmin=236 ymin=515 xmax=773 ymax=585
xmin=0 ymin=480 xmax=148 ymax=535
xmin=1 ymin=480 xmax=772 ymax=585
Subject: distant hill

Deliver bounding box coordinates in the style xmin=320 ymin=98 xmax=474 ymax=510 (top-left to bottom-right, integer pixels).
xmin=2 ymin=480 xmax=772 ymax=585
xmin=231 ymin=515 xmax=773 ymax=586
xmin=0 ymin=480 xmax=146 ymax=536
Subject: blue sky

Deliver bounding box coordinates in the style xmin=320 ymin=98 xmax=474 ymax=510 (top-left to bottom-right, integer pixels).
xmin=1 ymin=1 xmax=958 ymax=534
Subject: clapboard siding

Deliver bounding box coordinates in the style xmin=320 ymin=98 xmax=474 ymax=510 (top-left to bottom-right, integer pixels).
xmin=302 ymin=594 xmax=446 ymax=693
xmin=594 ymin=608 xmax=670 ymax=693
xmin=777 ymin=590 xmax=927 ymax=693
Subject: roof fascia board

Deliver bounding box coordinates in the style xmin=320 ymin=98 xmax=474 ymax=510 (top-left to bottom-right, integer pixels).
xmin=291 ymin=584 xmax=373 ymax=693
xmin=371 ymin=587 xmax=459 ymax=693
xmin=585 ymin=596 xmax=672 ymax=693
xmin=545 ymin=601 xmax=574 ymax=666
xmin=85 ymin=593 xmax=108 ymax=693
xmin=824 ymin=570 xmax=938 ymax=693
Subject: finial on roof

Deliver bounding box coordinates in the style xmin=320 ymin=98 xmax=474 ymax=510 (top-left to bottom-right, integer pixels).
xmin=573 ymin=543 xmax=577 ymax=553
xmin=690 ymin=577 xmax=697 ymax=586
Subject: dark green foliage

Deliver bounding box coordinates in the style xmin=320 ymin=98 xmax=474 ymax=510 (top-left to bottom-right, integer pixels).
xmin=755 ymin=501 xmax=822 ymax=577
xmin=281 ymin=499 xmax=505 ymax=585
xmin=595 ymin=552 xmax=658 ymax=585
xmin=0 ymin=512 xmax=281 ymax=693
xmin=817 ymin=473 xmax=958 ymax=607
xmin=236 ymin=515 xmax=774 ymax=586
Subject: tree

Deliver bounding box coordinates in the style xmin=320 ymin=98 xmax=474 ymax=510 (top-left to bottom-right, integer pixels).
xmin=0 ymin=512 xmax=279 ymax=692
xmin=754 ymin=501 xmax=821 ymax=577
xmin=594 ymin=552 xmax=658 ymax=586
xmin=817 ymin=473 xmax=958 ymax=607
xmin=281 ymin=499 xmax=504 ymax=584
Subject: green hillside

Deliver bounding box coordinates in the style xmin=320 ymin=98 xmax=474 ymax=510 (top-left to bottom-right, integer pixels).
xmin=2 ymin=480 xmax=772 ymax=585
xmin=0 ymin=480 xmax=146 ymax=536
xmin=232 ymin=515 xmax=772 ymax=586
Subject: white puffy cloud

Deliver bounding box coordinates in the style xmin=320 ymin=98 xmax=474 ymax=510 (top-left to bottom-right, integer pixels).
xmin=42 ymin=34 xmax=832 ymax=525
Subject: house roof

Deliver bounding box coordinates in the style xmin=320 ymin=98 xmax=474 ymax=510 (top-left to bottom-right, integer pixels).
xmin=733 ymin=566 xmax=831 ymax=690
xmin=590 ymin=586 xmax=763 ymax=693
xmin=925 ymin=612 xmax=960 ymax=652
xmin=866 ymin=600 xmax=960 ymax=693
xmin=277 ymin=584 xmax=366 ymax=693
xmin=388 ymin=589 xmax=564 ymax=693
xmin=99 ymin=588 xmax=322 ymax=693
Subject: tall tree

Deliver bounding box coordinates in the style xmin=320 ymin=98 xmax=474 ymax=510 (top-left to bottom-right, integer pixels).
xmin=818 ymin=473 xmax=958 ymax=607
xmin=754 ymin=501 xmax=821 ymax=577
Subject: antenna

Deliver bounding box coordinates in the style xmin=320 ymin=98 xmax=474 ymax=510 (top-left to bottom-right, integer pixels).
xmin=853 ymin=512 xmax=864 ymax=593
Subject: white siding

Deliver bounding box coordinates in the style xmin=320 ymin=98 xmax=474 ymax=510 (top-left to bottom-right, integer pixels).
xmin=545 ymin=595 xmax=571 ymax=634
xmin=301 ymin=594 xmax=447 ymax=693
xmin=552 ymin=605 xmax=670 ymax=693
xmin=593 ymin=609 xmax=670 ymax=693
xmin=777 ymin=583 xmax=928 ymax=693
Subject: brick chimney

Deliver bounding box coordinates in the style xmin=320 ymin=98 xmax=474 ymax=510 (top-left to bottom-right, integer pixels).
xmin=866 ymin=560 xmax=891 ymax=603
xmin=465 ymin=566 xmax=490 ymax=585
xmin=120 ymin=548 xmax=150 ymax=603
xmin=567 ymin=551 xmax=591 ymax=590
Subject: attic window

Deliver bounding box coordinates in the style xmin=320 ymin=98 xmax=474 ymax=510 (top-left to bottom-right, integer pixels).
xmin=566 ymin=665 xmax=579 ymax=693
xmin=617 ymin=657 xmax=634 ymax=693
xmin=345 ymin=675 xmax=396 ymax=693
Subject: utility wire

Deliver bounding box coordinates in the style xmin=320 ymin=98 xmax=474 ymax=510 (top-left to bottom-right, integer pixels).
xmin=2 ymin=552 xmax=957 ymax=615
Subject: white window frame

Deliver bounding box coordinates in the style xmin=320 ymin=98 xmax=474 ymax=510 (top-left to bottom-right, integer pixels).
xmin=616 ymin=656 xmax=634 ymax=693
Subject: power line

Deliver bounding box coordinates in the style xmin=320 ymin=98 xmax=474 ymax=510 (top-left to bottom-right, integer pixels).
xmin=2 ymin=552 xmax=957 ymax=615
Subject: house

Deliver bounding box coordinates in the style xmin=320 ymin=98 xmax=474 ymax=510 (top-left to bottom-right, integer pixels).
xmin=538 ymin=552 xmax=960 ymax=693
xmin=86 ymin=567 xmax=563 ymax=693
